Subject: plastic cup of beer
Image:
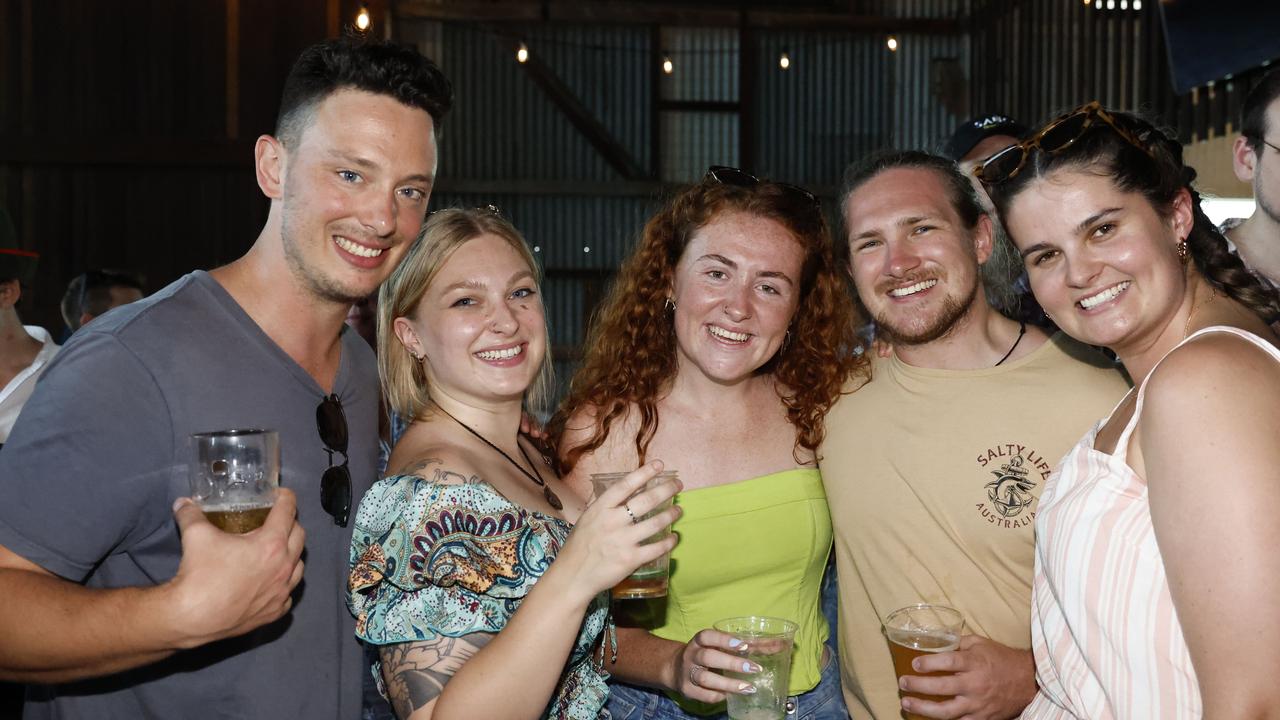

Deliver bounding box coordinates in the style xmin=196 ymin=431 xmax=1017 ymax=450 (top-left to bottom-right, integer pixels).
xmin=589 ymin=470 xmax=678 ymax=600
xmin=190 ymin=429 xmax=279 ymax=534
xmin=713 ymin=616 xmax=798 ymax=720
xmin=883 ymin=603 xmax=964 ymax=720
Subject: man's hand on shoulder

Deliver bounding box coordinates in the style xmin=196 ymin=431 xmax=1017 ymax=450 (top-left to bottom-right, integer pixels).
xmin=165 ymin=488 xmax=306 ymax=649
xmin=898 ymin=635 xmax=1036 ymax=720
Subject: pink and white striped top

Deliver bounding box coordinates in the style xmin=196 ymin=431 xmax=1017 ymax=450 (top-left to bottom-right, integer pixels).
xmin=1024 ymin=326 xmax=1280 ymax=719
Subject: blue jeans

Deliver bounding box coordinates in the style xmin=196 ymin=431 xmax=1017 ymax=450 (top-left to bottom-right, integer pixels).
xmin=605 ymin=647 xmax=848 ymax=720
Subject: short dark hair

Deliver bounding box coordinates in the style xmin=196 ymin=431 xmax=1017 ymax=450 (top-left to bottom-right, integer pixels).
xmin=275 ymin=35 xmax=453 ymax=149
xmin=1241 ymin=68 xmax=1280 ymax=155
xmin=836 ymin=150 xmax=985 ymax=268
xmin=61 ymin=269 xmax=146 ymax=331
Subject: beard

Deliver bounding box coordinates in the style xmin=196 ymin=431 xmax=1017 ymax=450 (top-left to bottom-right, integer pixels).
xmin=1256 ymin=170 xmax=1280 ymax=226
xmin=279 ymin=209 xmax=371 ymax=306
xmin=871 ymin=277 xmax=980 ymax=346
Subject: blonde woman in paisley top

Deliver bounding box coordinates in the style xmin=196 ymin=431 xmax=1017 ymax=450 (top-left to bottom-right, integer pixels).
xmin=348 ymin=208 xmax=681 ymax=720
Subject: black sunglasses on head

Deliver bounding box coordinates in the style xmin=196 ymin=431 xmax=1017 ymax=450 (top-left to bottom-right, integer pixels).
xmin=704 ymin=165 xmax=821 ymax=213
xmin=316 ymin=394 xmax=351 ymax=527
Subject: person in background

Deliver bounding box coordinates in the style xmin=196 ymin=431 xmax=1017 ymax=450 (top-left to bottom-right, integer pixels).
xmin=0 ymin=208 xmax=59 ymax=447
xmin=942 ymin=113 xmax=1051 ymax=328
xmin=349 ymin=207 xmax=679 ymax=720
xmin=59 ymin=269 xmax=146 ymax=339
xmin=552 ymin=166 xmax=861 ymax=720
xmin=826 ymin=150 xmax=1128 ymax=720
xmin=1223 ymin=67 xmax=1280 ymax=286
xmin=0 ymin=35 xmax=452 ymax=719
xmin=347 ymin=290 xmax=380 ymax=349
xmin=988 ymin=101 xmax=1280 ymax=718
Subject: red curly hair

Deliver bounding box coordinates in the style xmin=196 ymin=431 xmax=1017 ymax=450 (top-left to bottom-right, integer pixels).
xmin=550 ymin=177 xmax=868 ymax=473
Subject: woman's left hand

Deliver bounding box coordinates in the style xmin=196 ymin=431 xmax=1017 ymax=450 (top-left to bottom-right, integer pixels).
xmin=669 ymin=628 xmax=762 ymax=704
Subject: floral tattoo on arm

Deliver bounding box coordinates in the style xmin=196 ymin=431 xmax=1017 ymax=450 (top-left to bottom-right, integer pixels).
xmin=379 ymin=632 xmax=494 ymax=718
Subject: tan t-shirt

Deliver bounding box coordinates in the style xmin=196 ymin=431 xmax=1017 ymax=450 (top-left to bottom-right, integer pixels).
xmin=821 ymin=333 xmax=1130 ymax=719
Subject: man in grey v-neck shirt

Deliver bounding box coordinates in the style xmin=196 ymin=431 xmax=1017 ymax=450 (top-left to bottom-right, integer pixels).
xmin=0 ymin=36 xmax=451 ymax=719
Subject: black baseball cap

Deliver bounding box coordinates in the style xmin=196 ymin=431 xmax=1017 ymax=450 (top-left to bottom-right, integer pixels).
xmin=942 ymin=114 xmax=1029 ymax=161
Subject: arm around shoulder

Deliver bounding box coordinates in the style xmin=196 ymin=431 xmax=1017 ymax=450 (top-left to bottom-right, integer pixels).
xmin=1140 ymin=334 xmax=1280 ymax=717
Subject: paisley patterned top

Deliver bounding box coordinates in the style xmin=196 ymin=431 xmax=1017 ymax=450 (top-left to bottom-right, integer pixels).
xmin=348 ymin=473 xmax=612 ymax=719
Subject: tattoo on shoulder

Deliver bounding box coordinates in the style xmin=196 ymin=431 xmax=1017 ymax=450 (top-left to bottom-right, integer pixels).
xmin=398 ymin=459 xmax=483 ymax=487
xmin=398 ymin=458 xmax=441 ymax=478
xmin=379 ymin=632 xmax=495 ymax=718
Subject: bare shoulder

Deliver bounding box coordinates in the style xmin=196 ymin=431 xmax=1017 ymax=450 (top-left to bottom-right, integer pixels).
xmin=561 ymin=403 xmax=642 ymax=467
xmin=1144 ymin=330 xmax=1280 ymax=413
xmin=1138 ymin=330 xmax=1280 ymax=472
xmin=560 ymin=403 xmax=642 ymax=495
xmin=387 ymin=424 xmax=487 ymax=488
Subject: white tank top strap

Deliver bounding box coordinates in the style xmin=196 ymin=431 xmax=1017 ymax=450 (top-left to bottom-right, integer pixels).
xmin=1113 ymin=325 xmax=1280 ymax=460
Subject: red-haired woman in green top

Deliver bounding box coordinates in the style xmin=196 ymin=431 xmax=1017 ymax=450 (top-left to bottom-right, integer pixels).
xmin=550 ymin=168 xmax=866 ymax=720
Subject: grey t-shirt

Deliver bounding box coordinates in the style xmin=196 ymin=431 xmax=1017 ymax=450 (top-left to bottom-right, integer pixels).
xmin=0 ymin=271 xmax=379 ymax=719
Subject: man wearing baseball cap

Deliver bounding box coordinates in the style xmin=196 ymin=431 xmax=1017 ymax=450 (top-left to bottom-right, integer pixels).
xmin=942 ymin=114 xmax=1029 ymax=168
xmin=943 ymin=114 xmax=1051 ymax=328
xmin=0 ymin=208 xmax=59 ymax=446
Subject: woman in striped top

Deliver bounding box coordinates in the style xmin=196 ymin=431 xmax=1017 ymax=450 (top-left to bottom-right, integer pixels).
xmin=982 ymin=103 xmax=1280 ymax=718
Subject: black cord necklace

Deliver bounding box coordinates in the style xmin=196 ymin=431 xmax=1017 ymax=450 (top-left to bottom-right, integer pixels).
xmin=994 ymin=321 xmax=1028 ymax=367
xmin=433 ymin=404 xmax=563 ymax=511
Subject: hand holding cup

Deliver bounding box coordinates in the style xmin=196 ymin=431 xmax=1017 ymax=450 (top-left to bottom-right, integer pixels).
xmin=553 ymin=461 xmax=681 ymax=603
xmin=167 ymin=487 xmax=306 ymax=648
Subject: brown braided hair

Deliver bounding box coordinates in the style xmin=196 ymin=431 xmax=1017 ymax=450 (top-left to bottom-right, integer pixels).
xmin=549 ymin=178 xmax=867 ymax=474
xmin=989 ymin=106 xmax=1280 ymax=325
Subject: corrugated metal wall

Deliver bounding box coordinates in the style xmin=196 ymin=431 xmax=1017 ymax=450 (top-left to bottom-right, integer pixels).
xmin=969 ymin=0 xmax=1175 ymax=132
xmin=410 ymin=21 xmax=654 ymax=182
xmin=752 ymin=31 xmax=889 ymax=187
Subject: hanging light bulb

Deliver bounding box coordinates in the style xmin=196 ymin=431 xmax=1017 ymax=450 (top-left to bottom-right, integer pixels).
xmin=886 ymin=36 xmax=899 ymax=52
xmin=1133 ymin=0 xmax=1142 ymax=8
xmin=516 ymin=42 xmax=529 ymax=64
xmin=1083 ymin=0 xmax=1091 ymax=5
xmin=355 ymin=4 xmax=371 ymax=31
xmin=662 ymin=56 xmax=674 ymax=75
xmin=779 ymin=52 xmax=791 ymax=70
xmin=1119 ymin=0 xmax=1128 ymax=9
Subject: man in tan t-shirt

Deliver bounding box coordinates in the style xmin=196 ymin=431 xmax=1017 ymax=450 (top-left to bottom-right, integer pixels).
xmin=823 ymin=151 xmax=1129 ymax=719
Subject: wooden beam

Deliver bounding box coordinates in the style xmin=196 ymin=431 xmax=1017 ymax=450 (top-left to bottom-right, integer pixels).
xmin=395 ymin=0 xmax=964 ymax=33
xmin=491 ymin=29 xmax=651 ymax=180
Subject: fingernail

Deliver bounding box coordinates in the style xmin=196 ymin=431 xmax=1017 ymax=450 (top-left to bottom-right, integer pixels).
xmin=738 ymin=683 xmax=756 ymax=694
xmin=743 ymin=661 xmax=759 ymax=673
xmin=727 ymin=638 xmax=743 ymax=648
xmin=899 ymin=677 xmax=907 ymax=690
xmin=173 ymin=497 xmax=190 ymax=512
xmin=912 ymin=659 xmax=921 ymax=671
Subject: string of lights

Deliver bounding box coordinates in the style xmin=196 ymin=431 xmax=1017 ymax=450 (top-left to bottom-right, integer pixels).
xmin=504 ymin=32 xmax=907 ymax=74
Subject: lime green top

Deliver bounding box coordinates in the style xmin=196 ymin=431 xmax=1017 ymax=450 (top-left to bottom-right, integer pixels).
xmin=637 ymin=468 xmax=832 ymax=713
